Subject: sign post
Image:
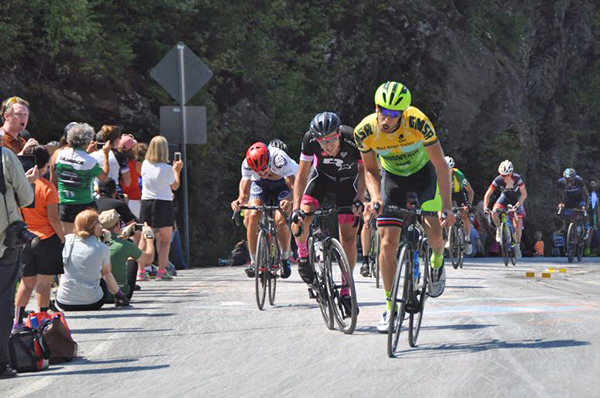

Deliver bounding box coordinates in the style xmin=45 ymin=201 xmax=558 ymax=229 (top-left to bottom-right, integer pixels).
xmin=150 ymin=42 xmax=213 ymax=266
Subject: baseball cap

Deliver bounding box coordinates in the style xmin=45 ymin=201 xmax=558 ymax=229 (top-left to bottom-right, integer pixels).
xmin=99 ymin=209 xmax=121 ymax=229
xmin=120 ymin=134 xmax=137 ymax=151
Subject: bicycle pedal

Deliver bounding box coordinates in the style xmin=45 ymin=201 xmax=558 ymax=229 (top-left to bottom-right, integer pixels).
xmin=308 ymin=288 xmax=317 ymax=299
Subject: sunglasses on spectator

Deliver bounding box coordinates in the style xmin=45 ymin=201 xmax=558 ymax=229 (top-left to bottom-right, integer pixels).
xmin=316 ymin=133 xmax=340 ymax=145
xmin=379 ymin=107 xmax=402 ymax=118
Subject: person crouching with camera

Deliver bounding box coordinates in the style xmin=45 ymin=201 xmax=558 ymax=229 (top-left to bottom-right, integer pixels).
xmin=0 ymin=146 xmax=37 ymax=379
xmin=12 ymin=145 xmax=66 ymax=334
xmin=98 ymin=209 xmax=155 ymax=301
xmin=55 ymin=209 xmax=129 ymax=311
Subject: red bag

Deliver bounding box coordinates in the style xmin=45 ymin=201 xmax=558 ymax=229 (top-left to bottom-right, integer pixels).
xmin=26 ymin=312 xmax=72 ymax=337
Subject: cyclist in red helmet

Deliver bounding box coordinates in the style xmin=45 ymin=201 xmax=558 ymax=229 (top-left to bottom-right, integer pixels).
xmin=231 ymin=142 xmax=298 ymax=278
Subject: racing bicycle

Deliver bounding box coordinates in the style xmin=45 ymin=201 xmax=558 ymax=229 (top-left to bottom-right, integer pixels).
xmin=560 ymin=208 xmax=587 ymax=263
xmin=384 ymin=204 xmax=435 ymax=357
xmin=233 ymin=204 xmax=287 ymax=310
xmin=293 ymin=206 xmax=359 ymax=334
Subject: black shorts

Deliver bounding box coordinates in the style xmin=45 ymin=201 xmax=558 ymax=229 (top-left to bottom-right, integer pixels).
xmin=249 ymin=178 xmax=291 ymax=205
xmin=378 ymin=162 xmax=441 ymax=228
xmin=59 ymin=201 xmax=97 ymax=223
xmin=301 ymin=170 xmax=358 ymax=214
xmin=140 ymin=199 xmax=174 ymax=228
xmin=21 ymin=234 xmax=64 ymax=277
xmin=452 ymin=190 xmax=469 ymax=206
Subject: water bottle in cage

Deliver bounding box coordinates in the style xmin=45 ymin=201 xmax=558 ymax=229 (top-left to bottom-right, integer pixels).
xmin=413 ymin=250 xmax=420 ymax=284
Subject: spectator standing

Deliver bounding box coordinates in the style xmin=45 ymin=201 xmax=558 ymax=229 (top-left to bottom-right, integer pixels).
xmin=49 ymin=122 xmax=77 ymax=187
xmin=0 ymin=96 xmax=38 ymax=155
xmin=55 ymin=123 xmax=110 ymax=234
xmin=98 ymin=209 xmax=155 ymax=297
xmin=55 ymin=210 xmax=129 ymax=310
xmin=90 ymin=125 xmax=131 ymax=189
xmin=0 ymin=147 xmax=35 ymax=379
xmin=118 ymin=134 xmax=142 ymax=218
xmin=13 ymin=146 xmax=65 ymax=333
xmin=585 ymin=178 xmax=600 ymax=256
xmin=140 ymin=136 xmax=183 ymax=280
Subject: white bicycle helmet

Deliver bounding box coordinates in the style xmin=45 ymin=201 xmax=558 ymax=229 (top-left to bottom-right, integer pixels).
xmin=498 ymin=160 xmax=514 ymax=175
xmin=444 ymin=156 xmax=455 ymax=168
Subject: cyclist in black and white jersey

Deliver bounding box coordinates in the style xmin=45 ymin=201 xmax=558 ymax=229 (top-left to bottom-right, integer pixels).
xmin=291 ymin=112 xmax=365 ymax=294
xmin=483 ymin=160 xmax=528 ymax=258
xmin=231 ymin=142 xmax=298 ymax=278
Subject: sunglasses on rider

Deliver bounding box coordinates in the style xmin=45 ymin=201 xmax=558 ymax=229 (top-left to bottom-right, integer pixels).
xmin=316 ymin=132 xmax=340 ymax=145
xmin=379 ymin=107 xmax=402 ymax=119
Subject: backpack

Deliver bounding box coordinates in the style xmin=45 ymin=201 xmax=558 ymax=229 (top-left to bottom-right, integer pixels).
xmin=8 ymin=327 xmax=51 ymax=372
xmin=228 ymin=240 xmax=250 ymax=266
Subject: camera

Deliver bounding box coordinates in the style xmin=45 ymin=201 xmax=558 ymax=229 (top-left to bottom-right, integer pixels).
xmin=4 ymin=221 xmax=40 ymax=249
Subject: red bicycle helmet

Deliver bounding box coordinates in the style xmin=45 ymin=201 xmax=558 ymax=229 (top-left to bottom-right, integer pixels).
xmin=246 ymin=142 xmax=270 ymax=172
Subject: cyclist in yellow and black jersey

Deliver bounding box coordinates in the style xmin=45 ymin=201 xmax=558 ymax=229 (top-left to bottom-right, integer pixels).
xmin=445 ymin=156 xmax=475 ymax=254
xmin=354 ymin=81 xmax=455 ymax=333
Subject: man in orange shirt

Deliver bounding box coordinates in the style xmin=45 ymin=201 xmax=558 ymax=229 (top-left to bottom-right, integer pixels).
xmin=12 ymin=145 xmax=65 ymax=333
xmin=1 ymin=96 xmax=38 ymax=155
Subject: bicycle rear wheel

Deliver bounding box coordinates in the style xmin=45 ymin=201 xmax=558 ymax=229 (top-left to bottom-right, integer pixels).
xmin=255 ymin=230 xmax=269 ymax=310
xmin=310 ymin=237 xmax=334 ymax=330
xmin=501 ymin=223 xmax=510 ymax=266
xmin=268 ymin=238 xmax=280 ymax=305
xmin=327 ymin=239 xmax=358 ymax=334
xmin=409 ymin=238 xmax=430 ymax=347
xmin=387 ymin=245 xmax=410 ymax=358
xmin=510 ymin=229 xmax=517 ymax=266
xmin=566 ymin=223 xmax=576 ymax=263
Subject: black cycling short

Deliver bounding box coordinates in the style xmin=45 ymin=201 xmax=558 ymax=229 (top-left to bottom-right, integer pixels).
xmin=452 ymin=190 xmax=469 ymax=206
xmin=301 ymin=170 xmax=358 ymax=215
xmin=59 ymin=201 xmax=97 ymax=223
xmin=21 ymin=234 xmax=64 ymax=277
xmin=378 ymin=162 xmax=441 ymax=228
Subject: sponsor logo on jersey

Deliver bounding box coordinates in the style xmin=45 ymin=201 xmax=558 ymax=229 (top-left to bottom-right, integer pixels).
xmin=340 ymin=152 xmax=347 ymax=158
xmin=273 ymin=154 xmax=288 ymax=168
xmin=323 ymin=158 xmax=354 ymax=171
xmin=409 ymin=116 xmax=434 ymax=140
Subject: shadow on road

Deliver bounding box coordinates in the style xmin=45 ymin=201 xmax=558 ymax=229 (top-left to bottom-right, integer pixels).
xmin=395 ymin=338 xmax=590 ymax=358
xmin=70 ymin=327 xmax=174 ymax=334
xmin=16 ymin=364 xmax=170 ymax=377
xmin=65 ymin=312 xmax=175 ymax=320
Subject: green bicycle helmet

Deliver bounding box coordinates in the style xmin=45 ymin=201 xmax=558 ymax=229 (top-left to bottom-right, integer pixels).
xmin=374 ymin=81 xmax=412 ymax=110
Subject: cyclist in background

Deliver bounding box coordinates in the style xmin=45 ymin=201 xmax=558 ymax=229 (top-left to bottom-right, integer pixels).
xmin=483 ymin=160 xmax=528 ymax=258
xmin=231 ymin=142 xmax=298 ymax=278
xmin=557 ymin=167 xmax=590 ymax=238
xmin=355 ymin=81 xmax=454 ymax=332
xmin=291 ymin=112 xmax=365 ymax=290
xmin=445 ymin=156 xmax=475 ymax=255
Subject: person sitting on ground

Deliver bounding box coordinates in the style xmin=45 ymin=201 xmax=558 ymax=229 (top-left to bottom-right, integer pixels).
xmin=98 ymin=209 xmax=155 ymax=299
xmin=534 ymin=231 xmax=544 ymax=257
xmin=56 ymin=209 xmax=130 ymax=310
xmin=12 ymin=145 xmax=65 ymax=333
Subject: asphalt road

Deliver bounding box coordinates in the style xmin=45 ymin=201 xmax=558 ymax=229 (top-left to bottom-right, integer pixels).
xmin=2 ymin=257 xmax=599 ymax=398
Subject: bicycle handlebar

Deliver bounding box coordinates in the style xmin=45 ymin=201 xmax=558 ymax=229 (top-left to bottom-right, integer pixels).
xmin=231 ymin=205 xmax=289 ymax=227
xmin=292 ymin=205 xmax=359 ymax=237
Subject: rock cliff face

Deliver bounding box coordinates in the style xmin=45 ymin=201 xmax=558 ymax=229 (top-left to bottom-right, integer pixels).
xmin=2 ymin=0 xmax=598 ymax=263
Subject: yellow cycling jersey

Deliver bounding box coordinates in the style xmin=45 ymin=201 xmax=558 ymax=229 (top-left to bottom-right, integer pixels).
xmin=353 ymin=106 xmax=438 ymax=176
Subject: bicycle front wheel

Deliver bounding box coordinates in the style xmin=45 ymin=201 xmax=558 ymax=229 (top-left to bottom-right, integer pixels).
xmin=566 ymin=223 xmax=576 ymax=263
xmin=388 ymin=245 xmax=410 ymax=358
xmin=577 ymin=223 xmax=584 ymax=262
xmin=501 ymin=223 xmax=510 ymax=266
xmin=327 ymin=239 xmax=358 ymax=334
xmin=255 ymin=230 xmax=269 ymax=310
xmin=448 ymin=225 xmax=459 ymax=269
xmin=268 ymin=238 xmax=280 ymax=305
xmin=310 ymin=237 xmax=334 ymax=330
xmin=409 ymin=238 xmax=430 ymax=347
xmin=371 ymin=230 xmax=381 ymax=288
